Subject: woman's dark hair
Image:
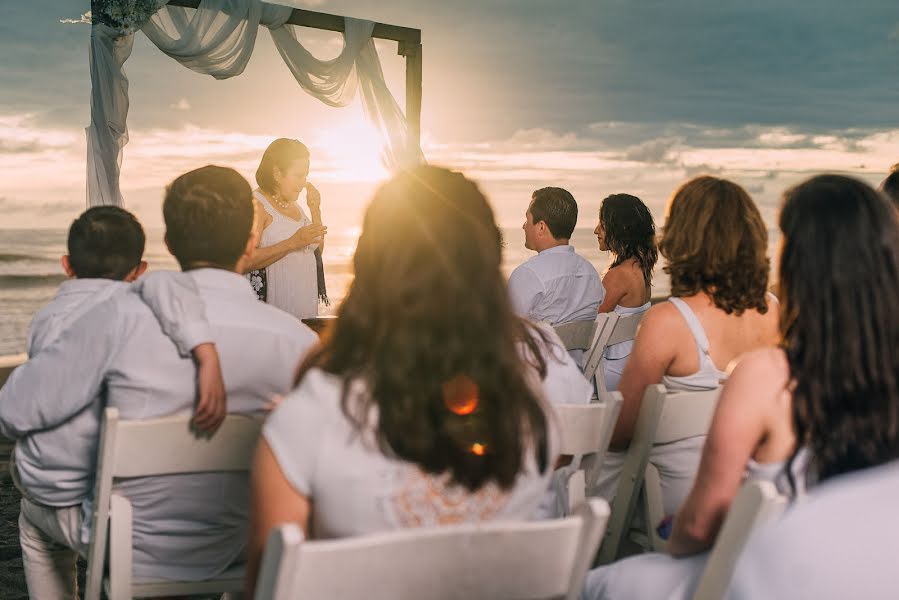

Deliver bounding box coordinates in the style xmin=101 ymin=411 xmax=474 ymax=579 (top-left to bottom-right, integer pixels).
xmin=780 ymin=174 xmax=899 ymax=485
xmin=599 ymin=193 xmax=658 ymax=287
xmin=659 ymin=176 xmax=769 ymax=315
xmin=255 ymin=138 xmax=310 ymax=195
xmin=295 ymin=165 xmax=552 ymax=491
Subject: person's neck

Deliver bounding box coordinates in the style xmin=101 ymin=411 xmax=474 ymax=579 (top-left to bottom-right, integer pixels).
xmin=536 ymin=238 xmax=569 ymax=253
xmin=181 ymin=262 xmax=237 ymax=273
xmin=261 ymin=188 xmax=298 ymax=206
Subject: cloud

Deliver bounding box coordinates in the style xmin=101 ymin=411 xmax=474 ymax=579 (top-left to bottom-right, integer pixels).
xmin=169 ymin=98 xmax=191 ymax=111
xmin=623 ymin=138 xmax=681 ymax=164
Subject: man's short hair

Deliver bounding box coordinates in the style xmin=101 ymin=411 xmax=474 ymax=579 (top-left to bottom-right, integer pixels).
xmin=529 ymin=187 xmax=578 ymax=240
xmin=163 ymin=165 xmax=254 ymax=269
xmin=67 ymin=206 xmax=145 ymax=280
xmin=880 ymin=164 xmax=899 ymax=208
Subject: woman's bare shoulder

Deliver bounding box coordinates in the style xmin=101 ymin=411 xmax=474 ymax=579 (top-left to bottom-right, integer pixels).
xmin=729 ymin=347 xmax=789 ymax=391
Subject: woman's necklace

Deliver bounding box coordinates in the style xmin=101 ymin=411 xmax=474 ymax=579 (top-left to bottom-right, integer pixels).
xmin=269 ymin=191 xmax=294 ymax=212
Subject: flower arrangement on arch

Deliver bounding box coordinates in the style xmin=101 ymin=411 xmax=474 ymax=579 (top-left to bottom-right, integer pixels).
xmin=91 ymin=0 xmax=163 ymax=35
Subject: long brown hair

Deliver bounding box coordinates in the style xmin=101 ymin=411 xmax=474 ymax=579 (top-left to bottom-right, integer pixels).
xmin=295 ymin=166 xmax=552 ymax=491
xmin=780 ymin=175 xmax=899 ymax=484
xmin=659 ymin=176 xmax=769 ymax=314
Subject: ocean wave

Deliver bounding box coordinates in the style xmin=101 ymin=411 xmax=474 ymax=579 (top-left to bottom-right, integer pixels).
xmin=0 ymin=274 xmax=66 ymax=288
xmin=0 ymin=253 xmax=45 ymax=263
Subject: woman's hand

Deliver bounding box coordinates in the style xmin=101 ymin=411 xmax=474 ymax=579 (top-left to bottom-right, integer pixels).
xmin=289 ymin=223 xmax=327 ymax=251
xmin=306 ymin=182 xmax=322 ymax=214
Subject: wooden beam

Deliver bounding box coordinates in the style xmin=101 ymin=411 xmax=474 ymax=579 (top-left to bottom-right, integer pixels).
xmin=167 ymin=0 xmax=421 ymax=44
xmin=399 ymin=41 xmax=423 ymax=153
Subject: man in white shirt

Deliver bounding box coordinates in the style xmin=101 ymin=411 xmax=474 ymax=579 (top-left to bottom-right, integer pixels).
xmin=728 ymin=461 xmax=899 ymax=600
xmin=508 ymin=187 xmax=604 ymax=325
xmin=0 ymin=166 xmax=318 ymax=596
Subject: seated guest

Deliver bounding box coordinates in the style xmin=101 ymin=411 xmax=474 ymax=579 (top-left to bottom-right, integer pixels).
xmin=594 ymin=176 xmax=779 ymax=516
xmin=245 ymin=166 xmax=593 ymax=596
xmin=0 ymin=166 xmax=318 ymax=591
xmin=584 ymin=174 xmax=899 ymax=599
xmin=594 ymin=194 xmax=658 ymax=392
xmin=880 ymin=162 xmax=899 ymax=209
xmin=11 ymin=205 xmax=223 ymax=599
xmin=508 ymin=186 xmax=604 ymax=325
xmin=729 ymin=463 xmax=899 ymax=600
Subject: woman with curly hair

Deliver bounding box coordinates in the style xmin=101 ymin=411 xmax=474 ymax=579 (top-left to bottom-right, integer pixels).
xmin=585 ymin=174 xmax=899 ymax=600
xmin=594 ymin=176 xmax=779 ymax=516
xmin=594 ymin=193 xmax=658 ymax=391
xmin=245 ymin=166 xmax=593 ymax=596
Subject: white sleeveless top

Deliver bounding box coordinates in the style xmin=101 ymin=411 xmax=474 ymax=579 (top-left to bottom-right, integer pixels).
xmin=661 ymin=297 xmax=728 ymax=391
xmin=253 ymin=189 xmax=319 ymax=319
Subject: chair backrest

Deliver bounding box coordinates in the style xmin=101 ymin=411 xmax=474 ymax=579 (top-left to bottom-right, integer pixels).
xmin=85 ymin=407 xmax=263 ymax=600
xmin=692 ymin=480 xmax=787 ymax=600
xmin=597 ymin=385 xmax=721 ymax=564
xmin=554 ymin=395 xmax=623 ymax=514
xmin=255 ymin=498 xmax=611 ymax=600
xmin=642 ymin=387 xmax=722 ymax=551
xmin=583 ymin=312 xmax=644 ymax=401
xmin=0 ymin=352 xmax=26 ymax=389
xmin=552 ymin=319 xmax=599 ymax=352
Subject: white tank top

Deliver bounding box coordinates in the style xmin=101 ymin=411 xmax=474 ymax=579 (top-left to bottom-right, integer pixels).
xmin=661 ymin=297 xmax=728 ymax=391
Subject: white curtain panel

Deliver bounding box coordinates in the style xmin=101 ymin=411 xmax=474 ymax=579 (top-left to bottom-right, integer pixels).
xmin=86 ymin=0 xmax=422 ymax=207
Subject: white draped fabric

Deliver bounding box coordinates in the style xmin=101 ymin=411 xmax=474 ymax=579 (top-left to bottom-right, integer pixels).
xmin=86 ymin=0 xmax=421 ymax=207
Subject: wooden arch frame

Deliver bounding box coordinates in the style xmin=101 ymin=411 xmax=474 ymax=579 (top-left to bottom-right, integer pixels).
xmin=167 ymin=0 xmax=423 ymax=150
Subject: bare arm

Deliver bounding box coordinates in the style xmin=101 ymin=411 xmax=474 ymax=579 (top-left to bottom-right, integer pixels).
xmin=667 ymin=349 xmax=787 ymax=556
xmin=609 ymin=305 xmax=678 ymax=448
xmin=245 ymin=438 xmax=312 ymax=598
xmin=597 ymin=267 xmax=627 ymax=314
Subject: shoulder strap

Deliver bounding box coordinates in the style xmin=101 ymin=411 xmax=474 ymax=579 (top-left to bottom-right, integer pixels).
xmin=667 ymin=297 xmax=711 ymax=355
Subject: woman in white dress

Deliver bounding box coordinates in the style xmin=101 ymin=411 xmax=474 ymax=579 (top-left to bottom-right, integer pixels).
xmin=594 ymin=177 xmax=780 ymax=516
xmin=585 ymin=174 xmax=899 ymax=599
xmin=245 ymin=166 xmax=593 ymax=596
xmin=594 ymin=193 xmax=658 ymax=392
xmin=242 ymin=138 xmax=328 ymax=319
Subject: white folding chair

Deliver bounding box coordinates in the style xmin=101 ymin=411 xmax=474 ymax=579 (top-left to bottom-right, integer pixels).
xmin=597 ymin=384 xmax=721 ymax=564
xmin=692 ymin=480 xmax=787 ymax=600
xmin=582 ymin=312 xmax=644 ymax=402
xmin=0 ymin=352 xmax=26 ymax=389
xmin=552 ymin=318 xmax=600 ymax=355
xmin=254 ymin=497 xmax=611 ymax=600
xmin=85 ymin=407 xmax=264 ymax=600
xmin=554 ymin=397 xmax=623 ymax=514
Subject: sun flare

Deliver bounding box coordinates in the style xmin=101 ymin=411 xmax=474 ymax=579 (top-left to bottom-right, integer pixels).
xmin=311 ymin=110 xmax=390 ymax=183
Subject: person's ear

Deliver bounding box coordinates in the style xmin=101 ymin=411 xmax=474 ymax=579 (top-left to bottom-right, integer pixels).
xmin=61 ymin=255 xmax=76 ymax=278
xmin=124 ymin=261 xmax=148 ymax=282
xmin=244 ymin=230 xmax=259 ymax=256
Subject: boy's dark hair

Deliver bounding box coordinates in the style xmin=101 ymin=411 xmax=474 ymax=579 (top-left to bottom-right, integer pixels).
xmin=67 ymin=206 xmax=145 ymax=280
xmin=880 ymin=165 xmax=899 ymax=208
xmin=529 ymin=187 xmax=578 ymax=239
xmin=163 ymin=165 xmax=254 ymax=270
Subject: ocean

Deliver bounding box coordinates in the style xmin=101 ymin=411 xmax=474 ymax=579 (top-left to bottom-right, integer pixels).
xmin=0 ymin=226 xmax=667 ymax=356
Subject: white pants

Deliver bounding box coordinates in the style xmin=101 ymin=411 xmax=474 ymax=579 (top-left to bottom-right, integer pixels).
xmin=18 ymin=497 xmax=86 ymax=600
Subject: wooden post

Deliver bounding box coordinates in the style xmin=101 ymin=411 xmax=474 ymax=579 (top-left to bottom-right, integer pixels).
xmin=399 ymin=41 xmax=423 ymax=156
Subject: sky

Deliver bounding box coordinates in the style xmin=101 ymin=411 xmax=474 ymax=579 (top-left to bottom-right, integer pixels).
xmin=2 ymin=0 xmax=899 ymax=233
